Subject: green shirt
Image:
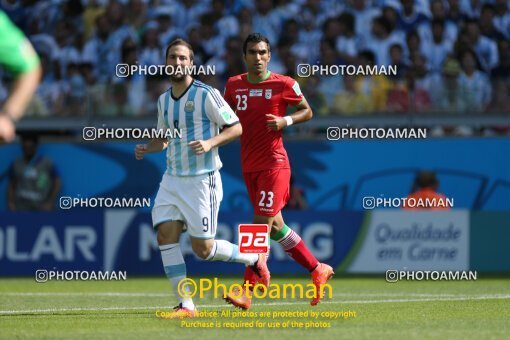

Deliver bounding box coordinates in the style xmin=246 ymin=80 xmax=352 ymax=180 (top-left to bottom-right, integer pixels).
xmin=0 ymin=10 xmax=40 ymax=74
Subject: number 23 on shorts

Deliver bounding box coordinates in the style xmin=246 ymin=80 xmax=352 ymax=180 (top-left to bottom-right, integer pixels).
xmin=259 ymin=190 xmax=274 ymax=207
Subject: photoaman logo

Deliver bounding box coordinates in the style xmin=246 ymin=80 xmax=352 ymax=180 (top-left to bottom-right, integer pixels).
xmin=176 ymin=277 xmax=332 ymax=300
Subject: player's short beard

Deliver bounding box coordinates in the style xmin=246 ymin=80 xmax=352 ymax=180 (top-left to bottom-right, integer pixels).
xmin=169 ymin=65 xmax=190 ymax=83
xmin=170 ymin=74 xmax=185 ymax=83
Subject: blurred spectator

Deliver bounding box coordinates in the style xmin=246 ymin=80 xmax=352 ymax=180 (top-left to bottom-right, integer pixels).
xmin=303 ymin=76 xmax=329 ymax=116
xmin=268 ymin=40 xmax=291 ymax=75
xmin=82 ymin=62 xmax=106 ymax=118
xmin=397 ymin=0 xmax=429 ymax=33
xmin=465 ymin=19 xmax=499 ymax=72
xmin=82 ymin=14 xmax=116 ymax=82
xmin=139 ymin=21 xmax=164 ymax=66
xmin=252 ymin=0 xmax=281 ymax=44
xmin=346 ymin=0 xmax=382 ymax=40
xmin=458 ymin=49 xmax=492 ymax=111
xmin=280 ymin=19 xmax=303 ymax=62
xmin=322 ymin=16 xmax=342 ymax=47
xmin=7 ymin=134 xmax=61 ymax=211
xmin=388 ymin=43 xmax=408 ymax=79
xmin=199 ymin=13 xmax=225 ymax=63
xmin=405 ymin=30 xmax=424 ymax=61
xmin=29 ymin=53 xmax=65 ymax=116
xmin=237 ymin=7 xmax=254 ymax=39
xmin=296 ymin=11 xmax=322 ymax=64
xmin=486 ymin=79 xmax=510 ymax=113
xmin=64 ymin=63 xmax=87 ymax=116
xmin=83 ymin=0 xmax=105 ymax=40
xmin=447 ymin=0 xmax=464 ymax=22
xmin=208 ymin=36 xmax=244 ymax=82
xmin=186 ymin=26 xmax=207 ymax=66
xmin=335 ymin=12 xmax=359 ymax=65
xmin=210 ymin=0 xmax=239 ymax=39
xmin=422 ymin=19 xmax=454 ymax=74
xmin=105 ymin=1 xmax=137 ymax=69
xmin=382 ymin=5 xmax=399 ymax=33
xmin=493 ymin=0 xmax=510 ymax=39
xmin=317 ymin=40 xmax=343 ymax=107
xmin=172 ymin=0 xmax=209 ymax=33
xmin=460 ymin=0 xmax=483 ymax=19
xmin=99 ymin=83 xmax=135 ymax=116
xmin=418 ymin=0 xmax=458 ymax=45
xmin=386 ymin=69 xmax=432 ymax=113
xmin=156 ymin=7 xmax=183 ymax=48
xmin=333 ymin=75 xmax=373 ymax=114
xmin=362 ymin=16 xmax=405 ymax=66
xmin=354 ymin=50 xmax=391 ymax=111
xmin=403 ymin=171 xmax=450 ymax=210
xmin=429 ymin=57 xmax=466 ymax=113
xmin=53 ymin=20 xmax=81 ymax=79
xmin=126 ymin=0 xmax=147 ymax=33
xmin=113 ymin=38 xmax=146 ymax=115
xmin=479 ymin=4 xmax=505 ymax=40
xmin=491 ymin=40 xmax=510 ymax=80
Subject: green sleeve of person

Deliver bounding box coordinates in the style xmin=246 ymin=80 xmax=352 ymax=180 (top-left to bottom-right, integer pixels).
xmin=0 ymin=11 xmax=40 ymax=74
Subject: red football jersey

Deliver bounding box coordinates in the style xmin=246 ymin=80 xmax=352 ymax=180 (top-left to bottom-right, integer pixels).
xmin=224 ymin=71 xmax=304 ymax=173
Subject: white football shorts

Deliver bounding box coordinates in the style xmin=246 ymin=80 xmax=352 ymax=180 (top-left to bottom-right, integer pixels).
xmin=152 ymin=170 xmax=222 ymax=239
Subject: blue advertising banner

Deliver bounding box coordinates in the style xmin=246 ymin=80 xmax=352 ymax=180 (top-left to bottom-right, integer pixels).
xmin=2 ymin=210 xmax=510 ymax=275
xmin=0 ymin=212 xmax=103 ymax=275
xmin=0 ymin=210 xmax=363 ymax=276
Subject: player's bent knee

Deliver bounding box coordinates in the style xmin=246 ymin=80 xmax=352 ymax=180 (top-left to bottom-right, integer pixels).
xmin=156 ymin=221 xmax=183 ymax=245
xmin=191 ymin=239 xmax=214 ymax=259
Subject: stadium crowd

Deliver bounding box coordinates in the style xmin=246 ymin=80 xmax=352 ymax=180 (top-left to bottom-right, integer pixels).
xmin=0 ymin=0 xmax=509 ymax=117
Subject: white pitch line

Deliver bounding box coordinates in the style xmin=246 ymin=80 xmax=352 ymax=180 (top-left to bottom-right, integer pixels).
xmin=1 ymin=292 xmax=170 ymax=297
xmin=0 ymin=292 xmax=479 ymax=298
xmin=1 ymin=294 xmax=509 ymax=315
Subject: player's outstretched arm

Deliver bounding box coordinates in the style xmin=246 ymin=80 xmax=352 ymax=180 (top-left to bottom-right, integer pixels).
xmin=266 ymin=99 xmax=313 ymax=131
xmin=189 ymin=123 xmax=242 ymax=155
xmin=134 ymin=138 xmax=168 ymax=160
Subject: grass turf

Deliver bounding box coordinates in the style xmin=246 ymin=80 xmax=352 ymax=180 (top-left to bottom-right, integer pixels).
xmin=1 ymin=277 xmax=509 ymax=339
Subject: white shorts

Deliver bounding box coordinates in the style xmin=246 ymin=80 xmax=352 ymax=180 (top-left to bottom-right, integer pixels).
xmin=152 ymin=171 xmax=223 ymax=239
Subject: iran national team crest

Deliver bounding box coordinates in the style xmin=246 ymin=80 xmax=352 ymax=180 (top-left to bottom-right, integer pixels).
xmin=184 ymin=100 xmax=194 ymax=112
xmin=265 ymin=89 xmax=272 ymax=99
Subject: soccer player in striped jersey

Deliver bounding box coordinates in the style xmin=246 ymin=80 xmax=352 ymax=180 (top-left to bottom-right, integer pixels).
xmin=134 ymin=39 xmax=269 ymax=318
xmin=223 ymin=33 xmax=334 ymax=309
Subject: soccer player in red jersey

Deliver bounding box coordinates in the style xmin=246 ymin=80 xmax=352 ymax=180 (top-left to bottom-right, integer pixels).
xmin=223 ymin=33 xmax=334 ymax=309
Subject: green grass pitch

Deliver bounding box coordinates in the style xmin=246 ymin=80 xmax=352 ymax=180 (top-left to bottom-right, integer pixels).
xmin=1 ymin=277 xmax=509 ymax=339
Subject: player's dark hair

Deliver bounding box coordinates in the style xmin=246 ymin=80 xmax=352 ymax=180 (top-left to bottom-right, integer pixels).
xmin=165 ymin=38 xmax=194 ymax=61
xmin=243 ymin=33 xmax=270 ymax=55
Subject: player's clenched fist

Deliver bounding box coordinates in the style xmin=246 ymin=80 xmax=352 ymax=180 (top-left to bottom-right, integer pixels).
xmin=265 ymin=114 xmax=286 ymax=131
xmin=135 ymin=144 xmax=147 ymax=160
xmin=189 ymin=140 xmax=212 ymax=155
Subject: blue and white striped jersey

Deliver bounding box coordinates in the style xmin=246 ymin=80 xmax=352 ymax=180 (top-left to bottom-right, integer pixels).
xmin=156 ymin=80 xmax=239 ymax=176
